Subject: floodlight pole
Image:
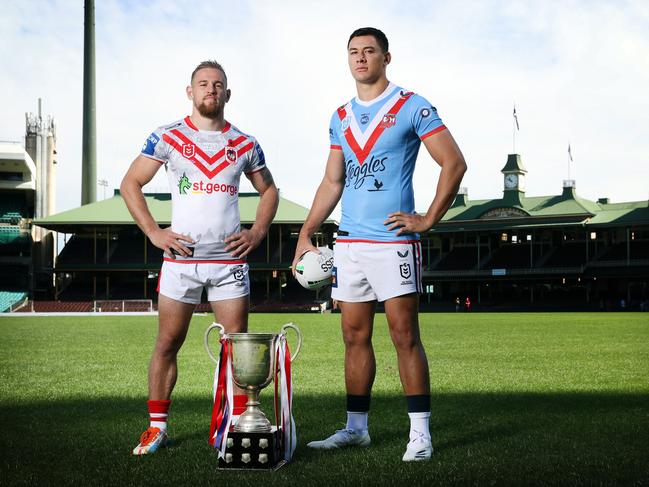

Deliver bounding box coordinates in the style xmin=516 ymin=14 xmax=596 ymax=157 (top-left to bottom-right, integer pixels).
xmin=81 ymin=0 xmax=97 ymax=205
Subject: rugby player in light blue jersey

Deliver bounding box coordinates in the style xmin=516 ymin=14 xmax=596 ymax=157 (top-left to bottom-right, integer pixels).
xmin=292 ymin=27 xmax=466 ymax=461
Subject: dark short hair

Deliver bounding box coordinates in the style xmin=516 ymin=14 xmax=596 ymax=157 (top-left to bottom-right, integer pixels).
xmin=348 ymin=27 xmax=389 ymax=53
xmin=191 ymin=60 xmax=227 ymax=85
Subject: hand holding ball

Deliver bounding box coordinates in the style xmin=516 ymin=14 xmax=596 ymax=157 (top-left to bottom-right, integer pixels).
xmin=294 ymin=247 xmax=334 ymax=290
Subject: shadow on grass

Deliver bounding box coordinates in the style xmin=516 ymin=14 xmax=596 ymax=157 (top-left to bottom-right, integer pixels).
xmin=2 ymin=391 xmax=648 ymax=486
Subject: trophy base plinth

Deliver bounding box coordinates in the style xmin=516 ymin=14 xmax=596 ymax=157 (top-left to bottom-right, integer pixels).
xmin=217 ymin=426 xmax=285 ymax=470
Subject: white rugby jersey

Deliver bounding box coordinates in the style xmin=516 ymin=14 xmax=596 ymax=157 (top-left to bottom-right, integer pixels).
xmin=140 ymin=116 xmax=266 ymax=262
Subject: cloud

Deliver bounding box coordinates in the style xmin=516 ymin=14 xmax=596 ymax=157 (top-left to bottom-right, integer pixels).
xmin=1 ymin=0 xmax=647 ymax=217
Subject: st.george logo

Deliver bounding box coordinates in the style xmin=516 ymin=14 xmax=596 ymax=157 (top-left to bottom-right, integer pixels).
xmin=182 ymin=143 xmax=196 ymax=158
xmin=178 ymin=172 xmax=191 ymax=195
xmin=399 ymin=263 xmax=411 ymax=279
xmin=226 ymin=147 xmax=238 ymax=165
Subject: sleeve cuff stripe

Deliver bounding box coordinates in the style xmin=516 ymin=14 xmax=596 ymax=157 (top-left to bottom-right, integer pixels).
xmin=244 ymin=166 xmax=265 ymax=175
xmin=420 ymin=125 xmax=447 ymax=140
xmin=141 ymin=154 xmax=165 ymax=164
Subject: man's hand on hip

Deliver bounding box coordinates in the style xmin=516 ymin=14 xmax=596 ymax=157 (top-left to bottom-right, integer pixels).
xmin=149 ymin=227 xmax=195 ymax=258
xmin=225 ymin=228 xmax=264 ymax=258
xmin=384 ymin=212 xmax=433 ymax=236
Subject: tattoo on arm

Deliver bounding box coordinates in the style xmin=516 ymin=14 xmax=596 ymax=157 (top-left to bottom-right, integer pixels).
xmin=260 ymin=167 xmax=274 ymax=186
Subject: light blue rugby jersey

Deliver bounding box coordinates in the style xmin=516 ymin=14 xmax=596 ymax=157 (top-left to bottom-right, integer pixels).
xmin=329 ymin=82 xmax=447 ymax=242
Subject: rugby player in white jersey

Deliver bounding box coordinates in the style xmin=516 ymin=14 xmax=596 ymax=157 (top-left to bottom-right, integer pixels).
xmin=292 ymin=28 xmax=466 ymax=461
xmin=121 ymin=60 xmax=279 ymax=455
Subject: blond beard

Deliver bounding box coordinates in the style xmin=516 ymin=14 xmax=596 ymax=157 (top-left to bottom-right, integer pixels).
xmin=196 ymin=99 xmax=221 ymax=119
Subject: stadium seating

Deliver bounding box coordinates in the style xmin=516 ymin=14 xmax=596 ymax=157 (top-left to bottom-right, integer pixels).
xmin=543 ymin=242 xmax=588 ymax=267
xmin=435 ymin=246 xmax=485 ymax=270
xmin=0 ymin=225 xmax=30 ymax=246
xmin=57 ymin=236 xmax=102 ymax=264
xmin=631 ymin=241 xmax=649 ymax=260
xmin=0 ymin=193 xmax=26 ymax=224
xmin=484 ymin=244 xmax=534 ymax=269
xmin=0 ymin=291 xmax=27 ymax=312
xmin=597 ymin=241 xmax=649 ymax=261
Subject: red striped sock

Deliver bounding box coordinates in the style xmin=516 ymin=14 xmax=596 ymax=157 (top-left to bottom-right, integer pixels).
xmin=233 ymin=394 xmax=247 ymax=416
xmin=148 ymin=399 xmax=171 ymax=431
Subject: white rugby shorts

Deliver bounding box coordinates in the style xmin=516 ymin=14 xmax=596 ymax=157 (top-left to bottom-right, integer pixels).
xmin=158 ymin=259 xmax=249 ymax=304
xmin=331 ymin=241 xmax=422 ymax=302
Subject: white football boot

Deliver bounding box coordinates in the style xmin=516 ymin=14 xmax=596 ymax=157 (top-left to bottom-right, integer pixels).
xmin=307 ymin=428 xmax=371 ymax=449
xmin=402 ymin=431 xmax=433 ymax=462
xmin=132 ymin=427 xmax=168 ymax=455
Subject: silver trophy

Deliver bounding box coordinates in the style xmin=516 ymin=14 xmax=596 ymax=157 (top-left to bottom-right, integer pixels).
xmin=205 ymin=323 xmax=302 ymax=433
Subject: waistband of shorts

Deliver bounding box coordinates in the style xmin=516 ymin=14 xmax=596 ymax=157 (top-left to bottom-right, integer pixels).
xmin=334 ymin=238 xmax=420 ymax=244
xmin=163 ymin=258 xmax=247 ymax=264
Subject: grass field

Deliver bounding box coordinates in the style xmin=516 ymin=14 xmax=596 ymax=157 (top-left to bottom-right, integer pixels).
xmin=1 ymin=312 xmax=648 ymax=486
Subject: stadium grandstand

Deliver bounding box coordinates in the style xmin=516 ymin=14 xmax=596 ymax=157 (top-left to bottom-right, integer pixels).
xmin=30 ymin=191 xmax=337 ymax=312
xmin=1 ymin=105 xmax=57 ymax=311
xmin=0 ymin=142 xmax=35 ymax=309
xmin=3 ymin=149 xmax=648 ymax=313
xmin=420 ymin=154 xmax=649 ymax=311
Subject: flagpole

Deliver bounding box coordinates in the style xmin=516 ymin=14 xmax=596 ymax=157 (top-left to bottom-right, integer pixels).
xmin=512 ymin=104 xmax=516 ymax=153
xmin=512 ymin=103 xmax=519 ymax=153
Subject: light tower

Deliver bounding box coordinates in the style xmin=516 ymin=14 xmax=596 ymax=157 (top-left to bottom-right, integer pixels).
xmin=81 ymin=0 xmax=96 ymax=205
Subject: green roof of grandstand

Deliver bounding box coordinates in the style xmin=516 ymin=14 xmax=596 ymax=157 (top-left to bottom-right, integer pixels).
xmin=35 ymin=191 xmax=332 ymax=232
xmin=433 ymin=186 xmax=649 ymax=233
xmin=32 ymin=177 xmax=649 ymax=234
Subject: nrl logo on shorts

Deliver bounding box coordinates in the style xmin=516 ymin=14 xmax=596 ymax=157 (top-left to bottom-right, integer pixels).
xmin=381 ymin=114 xmax=396 ymax=128
xmin=226 ymin=147 xmax=238 ymax=165
xmin=399 ymin=263 xmax=411 ymax=279
xmin=182 ymin=143 xmax=196 ymax=158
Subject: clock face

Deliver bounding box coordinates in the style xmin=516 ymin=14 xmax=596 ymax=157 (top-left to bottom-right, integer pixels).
xmin=504 ymin=174 xmax=518 ymax=189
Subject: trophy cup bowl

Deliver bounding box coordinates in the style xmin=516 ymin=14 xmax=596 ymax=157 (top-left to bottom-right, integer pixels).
xmin=229 ymin=332 xmax=276 ymax=432
xmin=205 ymin=323 xmax=302 ymax=433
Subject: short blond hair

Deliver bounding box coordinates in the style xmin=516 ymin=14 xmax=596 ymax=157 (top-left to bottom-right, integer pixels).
xmin=191 ymin=60 xmax=227 ymax=85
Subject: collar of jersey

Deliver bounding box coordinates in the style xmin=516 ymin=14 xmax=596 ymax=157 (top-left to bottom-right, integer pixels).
xmin=353 ymin=82 xmax=396 ymax=107
xmin=184 ymin=116 xmax=231 ymax=134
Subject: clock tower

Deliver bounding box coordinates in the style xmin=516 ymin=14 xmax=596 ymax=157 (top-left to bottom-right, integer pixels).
xmin=501 ymin=153 xmax=527 ymax=192
xmin=501 ymin=153 xmax=527 ymax=206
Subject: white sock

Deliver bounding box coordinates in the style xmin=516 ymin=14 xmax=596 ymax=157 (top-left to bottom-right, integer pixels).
xmin=408 ymin=412 xmax=430 ymax=441
xmin=346 ymin=411 xmax=368 ymax=432
xmin=150 ymin=416 xmax=168 ymax=432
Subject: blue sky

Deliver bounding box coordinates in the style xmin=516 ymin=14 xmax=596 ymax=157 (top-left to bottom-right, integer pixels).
xmin=1 ymin=0 xmax=648 ymax=215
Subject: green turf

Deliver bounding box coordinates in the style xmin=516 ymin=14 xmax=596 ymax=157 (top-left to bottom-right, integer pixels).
xmin=1 ymin=312 xmax=648 ymax=486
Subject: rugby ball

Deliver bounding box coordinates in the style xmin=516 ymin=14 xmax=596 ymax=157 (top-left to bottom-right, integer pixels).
xmin=294 ymin=247 xmax=334 ymax=290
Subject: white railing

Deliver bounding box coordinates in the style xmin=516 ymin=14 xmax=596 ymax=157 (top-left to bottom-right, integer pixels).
xmin=93 ymin=299 xmax=153 ymax=312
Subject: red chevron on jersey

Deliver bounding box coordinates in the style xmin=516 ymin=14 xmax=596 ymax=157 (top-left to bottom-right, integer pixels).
xmin=170 ymin=128 xmax=246 ymax=166
xmin=163 ymin=132 xmax=254 ymax=180
xmin=163 ymin=134 xmax=229 ymax=179
xmin=337 ymin=91 xmax=413 ymax=166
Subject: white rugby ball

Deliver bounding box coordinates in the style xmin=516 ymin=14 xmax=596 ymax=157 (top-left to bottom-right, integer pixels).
xmin=294 ymin=247 xmax=334 ymax=290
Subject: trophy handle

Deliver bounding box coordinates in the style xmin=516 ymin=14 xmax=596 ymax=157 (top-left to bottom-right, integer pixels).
xmin=204 ymin=322 xmax=226 ymax=364
xmin=280 ymin=323 xmax=302 ymax=362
